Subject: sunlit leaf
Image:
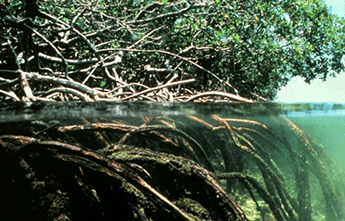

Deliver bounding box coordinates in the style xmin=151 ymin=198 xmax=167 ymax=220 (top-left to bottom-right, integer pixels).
xmin=100 ymin=81 xmax=106 ymax=87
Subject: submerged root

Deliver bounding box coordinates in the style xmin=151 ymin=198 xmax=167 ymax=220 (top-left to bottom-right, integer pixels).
xmin=0 ymin=112 xmax=344 ymax=220
xmin=0 ymin=136 xmax=246 ymax=221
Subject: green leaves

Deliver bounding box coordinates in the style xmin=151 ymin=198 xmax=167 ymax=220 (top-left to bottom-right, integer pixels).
xmin=100 ymin=81 xmax=106 ymax=87
xmin=3 ymin=0 xmax=343 ymax=101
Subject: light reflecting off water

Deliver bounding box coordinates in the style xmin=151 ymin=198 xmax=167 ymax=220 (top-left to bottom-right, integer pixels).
xmin=284 ymin=109 xmax=345 ymax=118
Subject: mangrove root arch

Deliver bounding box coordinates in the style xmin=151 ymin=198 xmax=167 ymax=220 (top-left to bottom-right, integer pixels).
xmin=0 ymin=105 xmax=344 ymax=220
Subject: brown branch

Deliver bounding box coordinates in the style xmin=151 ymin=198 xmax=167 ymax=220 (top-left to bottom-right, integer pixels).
xmin=24 ymin=24 xmax=69 ymax=79
xmin=117 ymin=124 xmax=215 ymax=172
xmin=58 ymin=123 xmax=136 ymax=133
xmin=128 ymin=2 xmax=195 ymax=25
xmin=21 ymin=71 xmax=107 ymax=99
xmin=0 ymin=89 xmax=20 ymax=101
xmin=16 ymin=140 xmax=195 ymax=221
xmin=97 ymin=48 xmax=239 ymax=94
xmin=39 ymin=11 xmax=115 ymax=83
xmin=119 ymin=78 xmax=195 ymax=101
xmin=186 ymin=91 xmax=253 ymax=103
xmin=18 ymin=70 xmax=36 ymax=101
xmin=40 ymin=87 xmax=93 ymax=102
xmin=222 ymin=118 xmax=268 ymax=129
xmin=36 ymin=53 xmax=98 ymax=65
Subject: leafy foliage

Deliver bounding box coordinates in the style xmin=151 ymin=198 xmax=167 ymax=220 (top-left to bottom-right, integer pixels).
xmin=0 ymin=0 xmax=344 ymax=101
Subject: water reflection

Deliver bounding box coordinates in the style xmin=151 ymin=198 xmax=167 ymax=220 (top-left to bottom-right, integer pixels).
xmin=284 ymin=109 xmax=345 ymax=118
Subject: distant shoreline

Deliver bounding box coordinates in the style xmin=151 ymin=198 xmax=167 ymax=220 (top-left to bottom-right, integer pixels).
xmin=283 ymin=109 xmax=345 ymax=118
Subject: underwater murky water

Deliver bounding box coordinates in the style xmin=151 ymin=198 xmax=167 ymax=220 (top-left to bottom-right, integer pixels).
xmin=0 ymin=102 xmax=344 ymax=221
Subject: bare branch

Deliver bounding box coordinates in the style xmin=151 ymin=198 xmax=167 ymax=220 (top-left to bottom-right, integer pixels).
xmin=18 ymin=70 xmax=36 ymax=101
xmin=22 ymin=71 xmax=107 ymax=99
xmin=128 ymin=2 xmax=196 ymax=25
xmin=119 ymin=78 xmax=195 ymax=101
xmin=24 ymin=24 xmax=69 ymax=79
xmin=0 ymin=89 xmax=20 ymax=101
xmin=36 ymin=53 xmax=98 ymax=65
xmin=98 ymin=48 xmax=239 ymax=95
xmin=39 ymin=87 xmax=94 ymax=102
xmin=186 ymin=91 xmax=253 ymax=103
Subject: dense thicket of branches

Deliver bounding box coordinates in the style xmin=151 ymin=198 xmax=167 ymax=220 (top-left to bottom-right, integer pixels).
xmin=0 ymin=0 xmax=344 ymax=102
xmin=1 ymin=1 xmax=345 ymax=220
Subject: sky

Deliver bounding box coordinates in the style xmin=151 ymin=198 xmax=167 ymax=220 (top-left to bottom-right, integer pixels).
xmin=275 ymin=0 xmax=345 ymax=103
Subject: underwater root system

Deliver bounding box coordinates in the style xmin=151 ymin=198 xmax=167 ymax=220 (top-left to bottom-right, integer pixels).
xmin=0 ymin=112 xmax=344 ymax=221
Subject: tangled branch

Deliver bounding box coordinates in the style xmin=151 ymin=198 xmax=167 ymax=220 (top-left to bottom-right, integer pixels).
xmin=1 ymin=102 xmax=344 ymax=220
xmin=0 ymin=0 xmax=260 ymax=102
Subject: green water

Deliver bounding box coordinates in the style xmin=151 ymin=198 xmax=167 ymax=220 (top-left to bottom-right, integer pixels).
xmin=289 ymin=116 xmax=345 ymax=171
xmin=1 ymin=102 xmax=344 ymax=220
